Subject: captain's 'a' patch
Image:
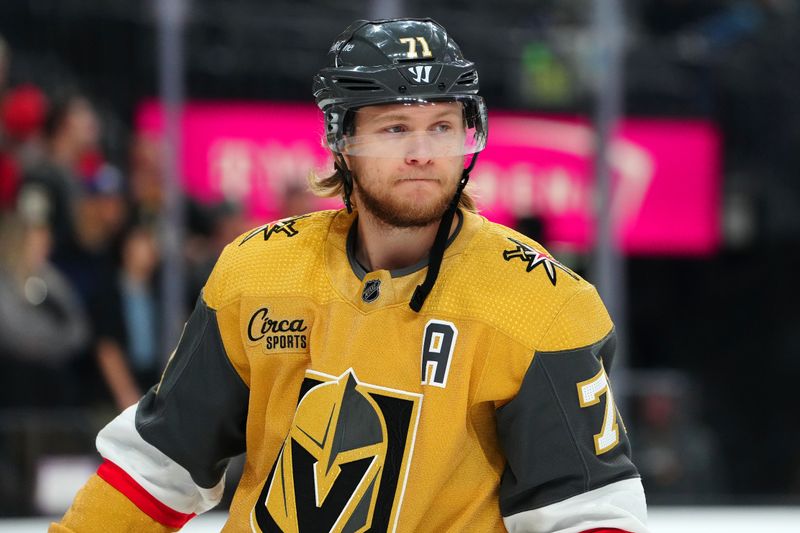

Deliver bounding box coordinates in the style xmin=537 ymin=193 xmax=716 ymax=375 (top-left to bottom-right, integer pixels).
xmin=251 ymin=369 xmax=422 ymax=533
xmin=502 ymin=237 xmax=577 ymax=286
xmin=239 ymin=214 xmax=311 ymax=246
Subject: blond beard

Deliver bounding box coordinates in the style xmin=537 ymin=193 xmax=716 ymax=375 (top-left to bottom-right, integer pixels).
xmin=352 ymin=172 xmax=456 ymax=228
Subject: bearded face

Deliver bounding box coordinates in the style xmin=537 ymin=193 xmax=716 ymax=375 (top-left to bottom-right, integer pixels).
xmin=343 ymin=102 xmax=466 ymax=228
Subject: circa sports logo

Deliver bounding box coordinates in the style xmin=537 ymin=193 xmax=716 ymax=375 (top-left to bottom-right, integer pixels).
xmin=248 ymin=307 xmax=308 ymax=351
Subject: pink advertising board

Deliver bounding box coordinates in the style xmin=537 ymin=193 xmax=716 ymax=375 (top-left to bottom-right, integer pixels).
xmin=137 ymin=101 xmax=720 ymax=255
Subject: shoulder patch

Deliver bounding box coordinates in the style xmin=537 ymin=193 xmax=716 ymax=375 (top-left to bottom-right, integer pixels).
xmin=502 ymin=237 xmax=578 ymax=286
xmin=239 ymin=214 xmax=312 ymax=246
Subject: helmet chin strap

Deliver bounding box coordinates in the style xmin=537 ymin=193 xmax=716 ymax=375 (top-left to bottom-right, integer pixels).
xmin=335 ymin=155 xmax=355 ymax=214
xmin=410 ymin=153 xmax=479 ymax=312
xmin=336 ymin=151 xmax=479 ymax=312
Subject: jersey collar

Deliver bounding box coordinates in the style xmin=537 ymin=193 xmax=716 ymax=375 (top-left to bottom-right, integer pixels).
xmin=345 ymin=209 xmax=465 ymax=282
xmin=324 ymin=208 xmax=482 ymax=311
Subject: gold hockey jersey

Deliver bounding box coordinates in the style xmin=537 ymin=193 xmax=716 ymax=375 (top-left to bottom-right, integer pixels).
xmin=54 ymin=209 xmax=648 ymax=533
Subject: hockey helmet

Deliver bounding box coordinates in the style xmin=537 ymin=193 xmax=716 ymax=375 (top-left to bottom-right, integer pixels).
xmin=313 ymin=18 xmax=488 ymax=158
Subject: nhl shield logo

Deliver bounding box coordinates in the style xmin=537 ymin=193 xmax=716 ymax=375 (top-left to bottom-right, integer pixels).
xmin=361 ymin=279 xmax=381 ymax=303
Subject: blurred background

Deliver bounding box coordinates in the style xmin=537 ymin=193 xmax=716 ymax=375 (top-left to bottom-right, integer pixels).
xmin=0 ymin=0 xmax=799 ymax=528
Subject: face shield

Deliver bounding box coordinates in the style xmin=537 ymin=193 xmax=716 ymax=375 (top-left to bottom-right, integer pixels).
xmin=332 ymin=96 xmax=487 ymax=158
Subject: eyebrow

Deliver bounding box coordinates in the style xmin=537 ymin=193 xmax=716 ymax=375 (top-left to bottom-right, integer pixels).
xmin=372 ymin=109 xmax=461 ymax=123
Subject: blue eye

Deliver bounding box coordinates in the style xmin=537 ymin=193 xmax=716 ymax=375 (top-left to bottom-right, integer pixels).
xmin=385 ymin=125 xmax=406 ymax=134
xmin=433 ymin=123 xmax=452 ymax=134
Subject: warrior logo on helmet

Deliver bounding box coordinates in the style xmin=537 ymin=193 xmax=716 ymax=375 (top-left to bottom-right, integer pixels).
xmin=252 ymin=369 xmax=422 ymax=532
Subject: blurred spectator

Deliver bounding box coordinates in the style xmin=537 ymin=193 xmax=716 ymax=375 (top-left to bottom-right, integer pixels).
xmin=52 ymin=157 xmax=129 ymax=408
xmin=18 ymin=90 xmax=100 ymax=255
xmin=94 ymin=224 xmax=161 ymax=410
xmin=1 ymin=84 xmax=48 ymax=166
xmin=0 ymin=211 xmax=94 ymax=517
xmin=52 ymin=155 xmax=128 ymax=299
xmin=128 ymin=132 xmax=163 ymax=224
xmin=1 ymin=84 xmax=47 ymax=148
xmin=73 ymin=155 xmax=128 ymax=254
xmin=0 ymin=212 xmax=89 ymax=407
xmin=0 ymin=84 xmax=49 ymax=210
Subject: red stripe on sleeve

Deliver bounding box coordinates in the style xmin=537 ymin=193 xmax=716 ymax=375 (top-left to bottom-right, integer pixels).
xmin=97 ymin=459 xmax=196 ymax=529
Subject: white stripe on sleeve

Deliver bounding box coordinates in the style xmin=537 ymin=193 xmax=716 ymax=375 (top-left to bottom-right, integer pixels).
xmin=503 ymin=477 xmax=650 ymax=533
xmin=96 ymin=404 xmax=225 ymax=515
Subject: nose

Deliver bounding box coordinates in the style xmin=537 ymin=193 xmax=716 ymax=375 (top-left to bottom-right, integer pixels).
xmin=404 ymin=134 xmax=433 ymax=165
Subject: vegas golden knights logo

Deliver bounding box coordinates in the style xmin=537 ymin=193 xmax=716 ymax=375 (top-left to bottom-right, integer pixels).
xmin=502 ymin=237 xmax=577 ymax=286
xmin=251 ymin=369 xmax=422 ymax=533
xmin=239 ymin=215 xmax=311 ymax=245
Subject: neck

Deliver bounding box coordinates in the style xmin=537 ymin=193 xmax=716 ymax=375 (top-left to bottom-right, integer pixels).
xmin=354 ymin=209 xmax=459 ymax=272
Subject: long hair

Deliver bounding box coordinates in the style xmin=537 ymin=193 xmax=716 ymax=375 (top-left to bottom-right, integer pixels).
xmin=307 ymin=162 xmax=478 ymax=213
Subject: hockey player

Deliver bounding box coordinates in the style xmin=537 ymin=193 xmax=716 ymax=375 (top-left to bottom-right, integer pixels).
xmin=52 ymin=18 xmax=649 ymax=533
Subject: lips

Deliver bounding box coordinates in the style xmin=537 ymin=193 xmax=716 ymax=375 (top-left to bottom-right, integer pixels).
xmin=396 ymin=177 xmax=439 ymax=183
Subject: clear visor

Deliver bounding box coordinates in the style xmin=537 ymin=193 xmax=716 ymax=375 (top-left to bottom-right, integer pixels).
xmin=334 ymin=98 xmax=487 ymax=158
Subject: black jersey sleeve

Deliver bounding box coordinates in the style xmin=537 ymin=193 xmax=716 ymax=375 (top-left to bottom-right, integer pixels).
xmin=94 ymin=293 xmax=249 ymax=520
xmin=495 ymin=291 xmax=649 ymax=532
xmin=135 ymin=293 xmax=249 ymax=488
